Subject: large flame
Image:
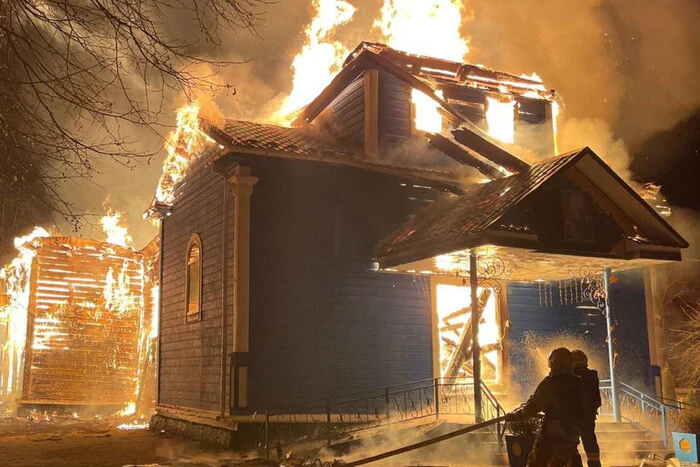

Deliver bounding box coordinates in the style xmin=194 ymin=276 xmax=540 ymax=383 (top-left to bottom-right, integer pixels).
xmin=485 ymin=97 xmax=516 ymax=144
xmin=270 ymin=0 xmax=356 ymax=125
xmin=412 ymin=89 xmax=444 ymax=133
xmin=0 ymin=227 xmax=50 ymax=395
xmin=375 ymin=0 xmax=468 ymax=62
xmin=101 ymin=211 xmax=132 ymax=248
xmin=155 ymin=103 xmax=214 ymax=205
xmin=376 ymin=0 xmax=468 ymax=134
xmin=436 ymin=283 xmax=500 ymax=383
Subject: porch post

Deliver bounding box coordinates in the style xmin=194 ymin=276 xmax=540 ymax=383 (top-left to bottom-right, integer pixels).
xmin=228 ymin=164 xmax=258 ymax=412
xmin=470 ymin=252 xmax=483 ymax=423
xmin=604 ymin=267 xmax=621 ymax=422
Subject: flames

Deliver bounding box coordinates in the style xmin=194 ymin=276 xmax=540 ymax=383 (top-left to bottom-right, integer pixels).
xmin=155 ymin=103 xmax=214 ymax=205
xmin=436 ymin=283 xmax=500 ymax=382
xmin=375 ymin=0 xmax=468 ymax=62
xmin=0 ymin=227 xmax=50 ymax=395
xmin=485 ymin=97 xmax=516 ymax=144
xmin=270 ymin=0 xmax=356 ymax=125
xmin=0 ymin=221 xmax=158 ymax=419
xmin=101 ymin=211 xmax=132 ymax=248
xmin=412 ymin=89 xmax=444 ymax=133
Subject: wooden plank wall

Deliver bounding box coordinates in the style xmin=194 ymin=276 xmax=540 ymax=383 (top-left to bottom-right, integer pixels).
xmin=159 ymin=166 xmax=233 ymax=412
xmin=506 ymin=269 xmax=651 ymax=399
xmin=23 ymin=239 xmax=143 ymax=405
xmin=247 ymin=157 xmax=437 ymax=410
xmin=377 ymin=70 xmax=412 ymax=152
xmin=314 ymin=75 xmax=366 ymax=150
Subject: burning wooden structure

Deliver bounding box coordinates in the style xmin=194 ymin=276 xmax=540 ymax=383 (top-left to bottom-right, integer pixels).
xmin=0 ymin=232 xmax=159 ymax=412
xmin=148 ymin=43 xmax=687 ymax=442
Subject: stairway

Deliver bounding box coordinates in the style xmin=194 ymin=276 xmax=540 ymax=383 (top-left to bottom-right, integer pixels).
xmin=592 ymin=417 xmax=672 ymax=466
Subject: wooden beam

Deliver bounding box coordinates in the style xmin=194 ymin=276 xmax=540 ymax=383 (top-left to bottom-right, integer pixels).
xmin=427 ymin=133 xmax=504 ymax=180
xmin=452 ymin=127 xmax=530 ymax=175
xmin=363 ymin=69 xmax=379 ymax=158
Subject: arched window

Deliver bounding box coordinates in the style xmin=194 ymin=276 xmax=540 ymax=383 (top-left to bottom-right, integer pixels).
xmin=185 ymin=234 xmax=202 ymax=323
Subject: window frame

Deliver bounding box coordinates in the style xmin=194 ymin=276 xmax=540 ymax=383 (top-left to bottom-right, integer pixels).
xmin=185 ymin=233 xmax=203 ymax=324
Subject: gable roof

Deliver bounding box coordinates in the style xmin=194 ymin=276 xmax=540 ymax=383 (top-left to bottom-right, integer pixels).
xmin=376 ymin=147 xmax=688 ymax=268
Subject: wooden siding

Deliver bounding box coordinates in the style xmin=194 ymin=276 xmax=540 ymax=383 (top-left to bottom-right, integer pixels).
xmin=314 ymin=75 xmax=365 ymax=150
xmin=378 ymin=70 xmax=412 ymax=147
xmin=159 ymin=166 xmax=233 ymax=412
xmin=246 ymin=157 xmax=436 ymax=410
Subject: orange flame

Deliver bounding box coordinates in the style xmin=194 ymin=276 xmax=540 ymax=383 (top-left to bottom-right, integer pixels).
xmin=375 ymin=0 xmax=468 ymax=62
xmin=155 ymin=103 xmax=214 ymax=205
xmin=101 ymin=211 xmax=132 ymax=248
xmin=0 ymin=227 xmax=50 ymax=395
xmin=270 ymin=0 xmax=356 ymax=125
xmin=485 ymin=97 xmax=516 ymax=144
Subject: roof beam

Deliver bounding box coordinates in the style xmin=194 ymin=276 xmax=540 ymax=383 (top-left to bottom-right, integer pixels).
xmin=426 ymin=133 xmax=505 ymax=180
xmin=452 ymin=127 xmax=531 ymax=175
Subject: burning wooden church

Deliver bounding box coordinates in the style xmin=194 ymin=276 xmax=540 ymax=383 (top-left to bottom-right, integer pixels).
xmin=0 ymin=227 xmax=159 ymax=413
xmin=148 ymin=42 xmax=687 ymax=443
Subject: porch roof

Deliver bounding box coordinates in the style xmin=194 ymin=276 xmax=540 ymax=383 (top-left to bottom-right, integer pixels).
xmin=375 ymin=148 xmax=688 ymax=281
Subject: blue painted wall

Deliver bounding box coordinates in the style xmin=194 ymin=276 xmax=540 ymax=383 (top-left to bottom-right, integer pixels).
xmin=507 ymin=269 xmax=652 ymax=399
xmin=247 ymin=158 xmax=436 ymax=410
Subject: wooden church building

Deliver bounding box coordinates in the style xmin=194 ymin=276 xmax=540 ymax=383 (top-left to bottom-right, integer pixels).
xmin=148 ymin=43 xmax=687 ymax=442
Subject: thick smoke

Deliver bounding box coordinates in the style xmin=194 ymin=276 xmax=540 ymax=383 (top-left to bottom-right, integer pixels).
xmin=55 ymin=0 xmax=699 ymax=248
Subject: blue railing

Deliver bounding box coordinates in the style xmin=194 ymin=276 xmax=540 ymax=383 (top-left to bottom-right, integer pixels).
xmin=600 ymin=379 xmax=686 ymax=447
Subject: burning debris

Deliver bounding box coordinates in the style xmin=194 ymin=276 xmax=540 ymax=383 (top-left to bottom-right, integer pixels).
xmin=0 ymin=216 xmax=159 ymax=418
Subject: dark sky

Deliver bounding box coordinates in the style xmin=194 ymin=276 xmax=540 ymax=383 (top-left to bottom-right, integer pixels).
xmin=56 ymin=0 xmax=700 ymax=249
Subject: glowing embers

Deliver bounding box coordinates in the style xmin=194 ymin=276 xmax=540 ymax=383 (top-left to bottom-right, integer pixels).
xmin=376 ymin=0 xmax=468 ymax=62
xmin=412 ymin=89 xmax=444 ymax=133
xmin=486 ymin=97 xmax=516 ymax=144
xmin=436 ymin=283 xmax=500 ymax=383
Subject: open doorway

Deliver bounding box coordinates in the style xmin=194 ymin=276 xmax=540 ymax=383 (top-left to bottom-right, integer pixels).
xmin=431 ymin=277 xmax=502 ymax=384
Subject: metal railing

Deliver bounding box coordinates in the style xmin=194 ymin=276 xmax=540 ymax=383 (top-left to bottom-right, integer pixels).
xmin=600 ymin=379 xmax=687 ymax=447
xmin=259 ymin=377 xmax=505 ymax=457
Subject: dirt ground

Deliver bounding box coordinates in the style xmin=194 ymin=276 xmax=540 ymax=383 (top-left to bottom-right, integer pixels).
xmin=0 ymin=417 xmax=275 ymax=467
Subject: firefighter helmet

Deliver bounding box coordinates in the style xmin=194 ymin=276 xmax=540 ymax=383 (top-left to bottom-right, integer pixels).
xmin=571 ymin=349 xmax=588 ymax=368
xmin=548 ymin=347 xmax=574 ymax=372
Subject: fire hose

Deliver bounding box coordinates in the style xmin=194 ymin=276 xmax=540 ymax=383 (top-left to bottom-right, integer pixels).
xmin=337 ymin=415 xmax=507 ymax=466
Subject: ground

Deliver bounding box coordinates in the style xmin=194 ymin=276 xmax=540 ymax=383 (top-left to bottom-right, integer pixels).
xmin=0 ymin=416 xmax=274 ymax=467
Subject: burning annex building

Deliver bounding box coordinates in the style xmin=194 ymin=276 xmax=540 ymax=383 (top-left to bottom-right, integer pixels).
xmin=0 ymin=219 xmax=159 ymax=416
xmin=147 ymin=39 xmax=688 ymax=455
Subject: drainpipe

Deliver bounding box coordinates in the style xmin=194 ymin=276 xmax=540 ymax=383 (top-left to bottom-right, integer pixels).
xmin=220 ymin=182 xmax=229 ymax=418
xmin=604 ymin=267 xmax=621 ymax=422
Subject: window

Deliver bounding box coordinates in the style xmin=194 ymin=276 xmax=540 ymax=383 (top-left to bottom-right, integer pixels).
xmin=185 ymin=234 xmax=202 ymax=323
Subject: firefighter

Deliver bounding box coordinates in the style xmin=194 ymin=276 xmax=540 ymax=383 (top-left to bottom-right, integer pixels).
xmin=571 ymin=350 xmax=602 ymax=467
xmin=506 ymin=347 xmax=586 ymax=467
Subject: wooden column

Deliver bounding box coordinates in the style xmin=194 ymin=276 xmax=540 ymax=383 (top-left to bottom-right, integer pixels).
xmin=470 ymin=252 xmax=483 ymax=423
xmin=228 ymin=165 xmax=258 ymax=411
xmin=604 ymin=267 xmax=621 ymax=422
xmin=364 ymin=69 xmax=379 ymax=158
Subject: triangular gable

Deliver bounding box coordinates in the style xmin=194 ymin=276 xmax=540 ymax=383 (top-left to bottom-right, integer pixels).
xmin=376 ymin=147 xmax=687 ymax=268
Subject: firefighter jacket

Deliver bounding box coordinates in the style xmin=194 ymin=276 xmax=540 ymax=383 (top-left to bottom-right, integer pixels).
xmin=517 ymin=370 xmax=587 ymax=441
xmin=573 ymin=366 xmax=602 ymax=419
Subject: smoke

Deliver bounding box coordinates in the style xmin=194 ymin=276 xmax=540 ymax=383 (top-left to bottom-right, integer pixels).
xmin=51 ymin=0 xmax=699 ymax=249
